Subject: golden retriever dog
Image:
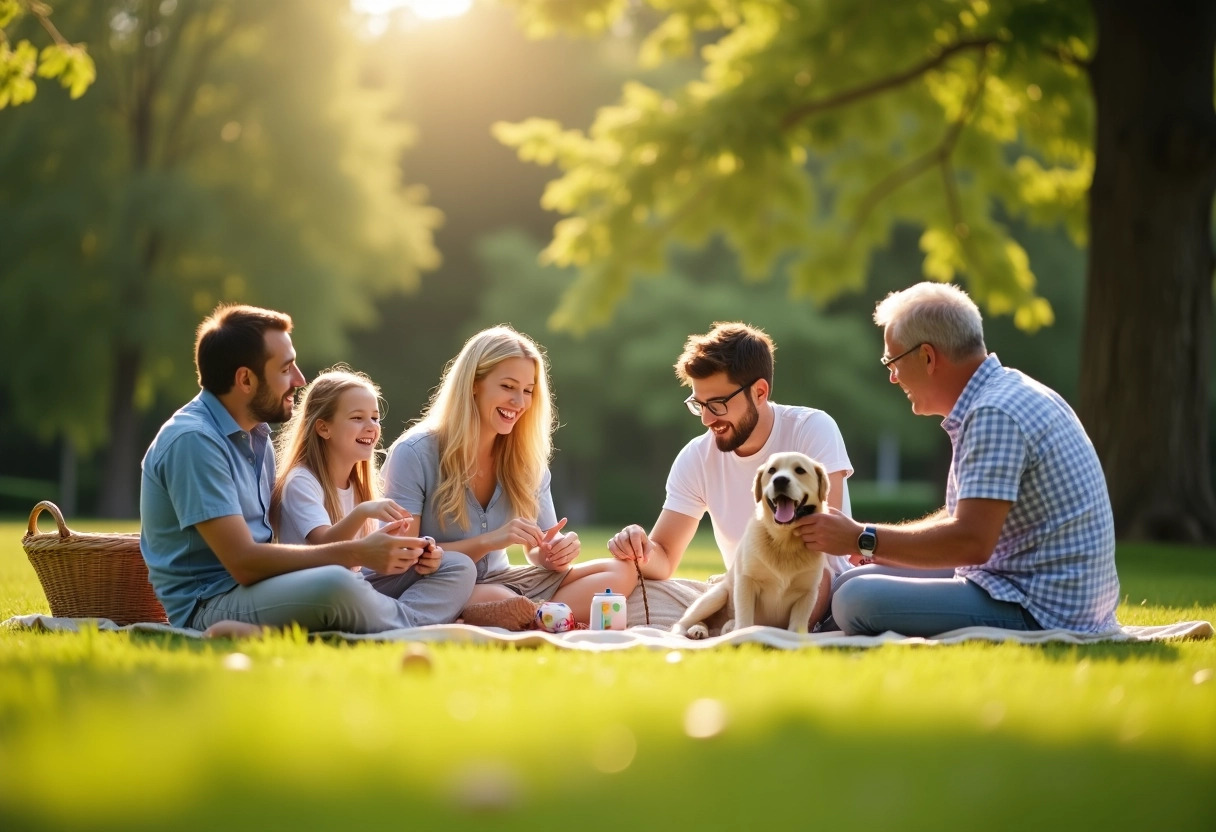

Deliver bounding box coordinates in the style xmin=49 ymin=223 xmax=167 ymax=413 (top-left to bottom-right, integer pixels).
xmin=673 ymin=452 xmax=829 ymax=639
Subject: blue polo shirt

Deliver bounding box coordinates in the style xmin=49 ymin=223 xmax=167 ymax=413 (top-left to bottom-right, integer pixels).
xmin=139 ymin=390 xmax=274 ymax=627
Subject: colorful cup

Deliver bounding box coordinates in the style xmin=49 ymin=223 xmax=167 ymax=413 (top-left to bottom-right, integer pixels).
xmin=590 ymin=589 xmax=627 ymax=631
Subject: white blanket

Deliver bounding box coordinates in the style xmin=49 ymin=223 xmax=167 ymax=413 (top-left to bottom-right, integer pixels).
xmin=4 ymin=613 xmax=1210 ymax=650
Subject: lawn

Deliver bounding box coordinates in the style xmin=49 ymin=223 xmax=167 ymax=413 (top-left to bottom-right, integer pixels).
xmin=1 ymin=517 xmax=1214 ymax=831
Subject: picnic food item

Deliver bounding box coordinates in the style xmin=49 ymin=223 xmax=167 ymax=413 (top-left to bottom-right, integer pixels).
xmin=590 ymin=589 xmax=627 ymax=631
xmin=535 ymin=601 xmax=576 ymax=633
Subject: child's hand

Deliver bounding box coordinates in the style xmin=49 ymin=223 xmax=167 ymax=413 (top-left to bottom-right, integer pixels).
xmin=359 ymin=499 xmax=411 ymax=525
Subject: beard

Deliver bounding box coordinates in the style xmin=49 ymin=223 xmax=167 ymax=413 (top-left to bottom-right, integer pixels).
xmin=713 ymin=396 xmax=759 ymax=453
xmin=249 ymin=374 xmax=294 ymax=424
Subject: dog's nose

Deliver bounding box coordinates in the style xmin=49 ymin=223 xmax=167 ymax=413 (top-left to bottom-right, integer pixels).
xmin=771 ymin=475 xmax=789 ymax=490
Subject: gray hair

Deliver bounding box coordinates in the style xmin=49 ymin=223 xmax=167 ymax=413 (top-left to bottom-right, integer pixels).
xmin=873 ymin=282 xmax=986 ymax=361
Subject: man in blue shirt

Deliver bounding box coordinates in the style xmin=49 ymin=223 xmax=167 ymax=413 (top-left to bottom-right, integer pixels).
xmin=800 ymin=282 xmax=1120 ymax=636
xmin=140 ymin=304 xmax=475 ymax=633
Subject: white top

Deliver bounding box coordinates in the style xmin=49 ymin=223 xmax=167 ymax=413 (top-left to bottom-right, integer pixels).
xmin=277 ymin=466 xmax=357 ymax=545
xmin=664 ymin=402 xmax=854 ymax=574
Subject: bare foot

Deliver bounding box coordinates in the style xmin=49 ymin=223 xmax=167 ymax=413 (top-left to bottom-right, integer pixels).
xmin=202 ymin=620 xmax=267 ymax=639
xmin=459 ymin=596 xmax=538 ymax=631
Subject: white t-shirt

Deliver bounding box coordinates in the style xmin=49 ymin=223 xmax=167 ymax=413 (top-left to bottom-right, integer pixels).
xmin=664 ymin=402 xmax=854 ymax=574
xmin=277 ymin=467 xmax=357 ymax=545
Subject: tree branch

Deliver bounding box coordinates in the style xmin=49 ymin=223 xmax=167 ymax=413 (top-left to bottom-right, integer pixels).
xmin=780 ymin=37 xmax=998 ymax=130
xmin=1040 ymin=43 xmax=1091 ymax=71
xmin=845 ymin=56 xmax=989 ymax=246
xmin=26 ymin=1 xmax=71 ymax=47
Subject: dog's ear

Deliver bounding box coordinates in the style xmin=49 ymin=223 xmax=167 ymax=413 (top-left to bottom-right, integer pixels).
xmin=753 ymin=463 xmax=766 ymax=504
xmin=816 ymin=461 xmax=830 ymax=505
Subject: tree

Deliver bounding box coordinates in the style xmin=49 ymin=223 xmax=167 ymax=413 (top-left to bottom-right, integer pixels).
xmin=0 ymin=0 xmax=95 ymax=109
xmin=494 ymin=0 xmax=1216 ymax=542
xmin=0 ymin=0 xmax=441 ymax=516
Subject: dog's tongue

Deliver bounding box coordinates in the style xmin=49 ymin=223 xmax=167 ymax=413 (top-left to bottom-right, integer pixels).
xmin=774 ymin=497 xmax=797 ymax=524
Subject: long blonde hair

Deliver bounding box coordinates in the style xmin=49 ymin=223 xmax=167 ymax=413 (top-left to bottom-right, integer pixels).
xmin=406 ymin=326 xmax=554 ymax=531
xmin=271 ymin=366 xmax=384 ymax=539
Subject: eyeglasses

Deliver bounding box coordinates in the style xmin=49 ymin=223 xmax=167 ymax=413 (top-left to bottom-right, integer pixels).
xmin=684 ymin=381 xmax=756 ymax=417
xmin=880 ymin=342 xmax=926 ymax=371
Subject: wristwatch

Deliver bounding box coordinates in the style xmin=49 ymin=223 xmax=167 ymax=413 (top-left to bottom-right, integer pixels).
xmin=857 ymin=525 xmax=878 ymax=559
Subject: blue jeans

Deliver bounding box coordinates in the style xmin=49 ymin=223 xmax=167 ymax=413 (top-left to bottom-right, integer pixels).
xmin=821 ymin=565 xmax=1042 ymax=637
xmin=190 ymin=556 xmax=475 ymax=633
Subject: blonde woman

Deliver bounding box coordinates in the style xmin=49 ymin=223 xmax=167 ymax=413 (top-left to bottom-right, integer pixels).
xmin=382 ymin=327 xmax=637 ymax=628
xmin=271 ymin=367 xmax=475 ymax=623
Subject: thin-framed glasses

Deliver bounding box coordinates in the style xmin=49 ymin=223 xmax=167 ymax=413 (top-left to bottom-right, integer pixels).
xmin=684 ymin=380 xmax=756 ymax=417
xmin=880 ymin=342 xmax=926 ymax=371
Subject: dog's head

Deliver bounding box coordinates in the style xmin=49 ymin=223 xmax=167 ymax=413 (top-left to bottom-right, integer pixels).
xmin=752 ymin=452 xmax=829 ymax=525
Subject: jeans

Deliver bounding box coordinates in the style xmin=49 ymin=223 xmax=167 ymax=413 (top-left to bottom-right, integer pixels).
xmin=190 ymin=556 xmax=475 ymax=633
xmin=821 ymin=564 xmax=1042 ymax=637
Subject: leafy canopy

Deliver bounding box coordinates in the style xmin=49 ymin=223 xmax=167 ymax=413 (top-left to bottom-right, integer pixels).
xmin=495 ymin=0 xmax=1093 ymax=333
xmin=0 ymin=0 xmax=95 ymax=108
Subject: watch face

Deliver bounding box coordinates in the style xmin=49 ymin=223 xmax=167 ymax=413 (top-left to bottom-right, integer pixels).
xmin=859 ymin=532 xmax=877 ymax=552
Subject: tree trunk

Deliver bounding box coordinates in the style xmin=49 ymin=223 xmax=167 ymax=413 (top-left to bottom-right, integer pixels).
xmin=1081 ymin=0 xmax=1216 ymax=542
xmin=96 ymin=346 xmax=143 ymax=518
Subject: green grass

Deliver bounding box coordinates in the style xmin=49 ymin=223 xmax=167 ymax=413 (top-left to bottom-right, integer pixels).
xmin=2 ymin=519 xmax=1214 ymax=831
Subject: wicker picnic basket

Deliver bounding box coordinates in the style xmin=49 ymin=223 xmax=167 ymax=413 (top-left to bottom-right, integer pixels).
xmin=22 ymin=500 xmax=169 ymax=625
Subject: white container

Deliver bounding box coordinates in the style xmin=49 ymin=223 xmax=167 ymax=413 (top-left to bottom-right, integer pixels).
xmin=590 ymin=589 xmax=627 ymax=631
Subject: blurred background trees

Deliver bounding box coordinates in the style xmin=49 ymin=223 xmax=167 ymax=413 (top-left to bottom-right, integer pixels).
xmin=0 ymin=0 xmax=1211 ymax=542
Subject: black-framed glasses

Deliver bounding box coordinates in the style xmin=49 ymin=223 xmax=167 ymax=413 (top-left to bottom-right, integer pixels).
xmin=684 ymin=380 xmax=756 ymax=417
xmin=880 ymin=342 xmax=926 ymax=371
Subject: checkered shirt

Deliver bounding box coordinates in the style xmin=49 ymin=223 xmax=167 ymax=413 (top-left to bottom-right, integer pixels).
xmin=946 ymin=355 xmax=1119 ymax=632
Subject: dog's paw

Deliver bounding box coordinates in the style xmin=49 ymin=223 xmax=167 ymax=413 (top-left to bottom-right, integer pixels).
xmin=720 ymin=619 xmax=735 ymax=635
xmin=706 ymin=573 xmax=726 ymax=585
xmin=686 ymin=623 xmax=709 ymax=640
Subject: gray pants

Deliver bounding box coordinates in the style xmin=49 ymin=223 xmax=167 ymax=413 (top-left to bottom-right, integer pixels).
xmin=821 ymin=564 xmax=1042 ymax=637
xmin=190 ymin=556 xmax=475 ymax=633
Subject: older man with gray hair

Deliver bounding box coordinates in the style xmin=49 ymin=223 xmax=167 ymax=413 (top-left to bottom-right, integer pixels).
xmin=799 ymin=281 xmax=1120 ymax=636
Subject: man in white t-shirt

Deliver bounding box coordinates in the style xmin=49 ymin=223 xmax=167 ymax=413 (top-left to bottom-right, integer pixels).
xmin=608 ymin=322 xmax=854 ymax=627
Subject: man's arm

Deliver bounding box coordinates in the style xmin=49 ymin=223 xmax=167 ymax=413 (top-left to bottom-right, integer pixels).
xmin=196 ymin=515 xmax=423 ymax=586
xmin=797 ymin=497 xmax=1012 ymax=569
xmin=607 ymin=509 xmax=701 ymax=580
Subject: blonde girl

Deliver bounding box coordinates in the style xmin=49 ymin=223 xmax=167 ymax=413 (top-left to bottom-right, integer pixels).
xmin=270 ymin=367 xmax=426 ymax=552
xmin=382 ymin=326 xmax=637 ymax=627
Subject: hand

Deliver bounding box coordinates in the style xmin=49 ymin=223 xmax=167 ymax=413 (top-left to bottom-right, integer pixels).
xmin=360 ymin=518 xmax=424 ymax=574
xmin=488 ymin=518 xmax=545 ymax=551
xmin=538 ymin=522 xmax=580 ymax=570
xmin=415 ymin=537 xmax=443 ymax=575
xmin=795 ymin=507 xmax=863 ymax=558
xmin=357 ymin=499 xmax=412 ymax=525
xmin=607 ymin=524 xmax=653 ymax=565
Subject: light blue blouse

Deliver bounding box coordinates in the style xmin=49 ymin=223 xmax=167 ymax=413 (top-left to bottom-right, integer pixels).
xmin=381 ymin=429 xmax=556 ymax=580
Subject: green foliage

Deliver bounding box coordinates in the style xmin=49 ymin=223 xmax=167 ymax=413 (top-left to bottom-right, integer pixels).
xmin=0 ymin=0 xmax=440 ymax=454
xmin=1 ymin=520 xmax=1215 ymax=830
xmin=495 ymin=0 xmax=1095 ymax=333
xmin=468 ymin=229 xmax=945 ymax=521
xmin=0 ymin=0 xmax=95 ymax=109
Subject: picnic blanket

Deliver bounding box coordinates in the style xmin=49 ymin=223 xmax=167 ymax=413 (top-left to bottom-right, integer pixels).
xmin=6 ymin=573 xmax=1210 ymax=649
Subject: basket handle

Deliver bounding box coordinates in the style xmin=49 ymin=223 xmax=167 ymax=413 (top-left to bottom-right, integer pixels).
xmin=27 ymin=500 xmax=71 ymax=539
